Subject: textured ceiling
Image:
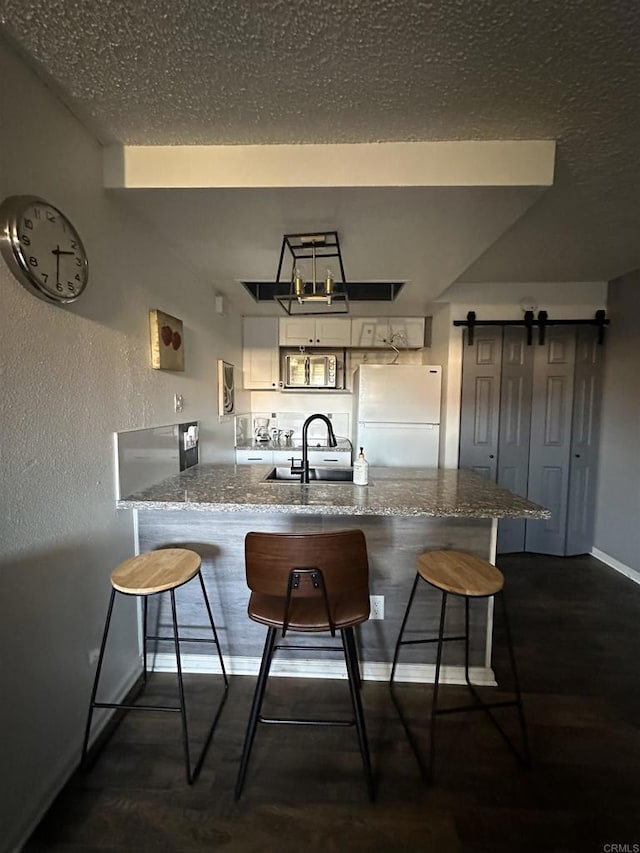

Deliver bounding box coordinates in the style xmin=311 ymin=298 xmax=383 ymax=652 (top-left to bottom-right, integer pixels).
xmin=1 ymin=0 xmax=640 ymax=310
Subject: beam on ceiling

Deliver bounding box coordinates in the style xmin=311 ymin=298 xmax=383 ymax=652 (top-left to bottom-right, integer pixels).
xmin=104 ymin=140 xmax=555 ymax=189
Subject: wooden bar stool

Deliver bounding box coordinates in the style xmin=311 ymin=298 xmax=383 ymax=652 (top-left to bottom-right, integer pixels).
xmin=234 ymin=529 xmax=374 ymax=801
xmin=81 ymin=548 xmax=228 ymax=784
xmin=390 ymin=550 xmax=530 ymax=782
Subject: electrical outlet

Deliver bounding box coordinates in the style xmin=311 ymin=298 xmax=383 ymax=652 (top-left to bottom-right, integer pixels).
xmin=370 ymin=595 xmax=384 ymax=620
xmin=174 ymin=393 xmax=184 ymax=413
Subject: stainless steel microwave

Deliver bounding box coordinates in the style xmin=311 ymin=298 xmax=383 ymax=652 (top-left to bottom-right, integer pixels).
xmin=283 ymin=353 xmax=339 ymax=388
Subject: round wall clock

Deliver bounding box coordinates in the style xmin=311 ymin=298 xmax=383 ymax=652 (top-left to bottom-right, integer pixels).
xmin=0 ymin=195 xmax=88 ymax=304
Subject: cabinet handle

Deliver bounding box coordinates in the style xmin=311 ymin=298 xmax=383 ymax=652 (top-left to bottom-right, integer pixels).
xmin=575 ymin=453 xmax=581 ymax=458
xmin=489 ymin=454 xmax=495 ymax=459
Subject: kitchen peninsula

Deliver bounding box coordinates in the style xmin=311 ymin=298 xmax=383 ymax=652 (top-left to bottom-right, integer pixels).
xmin=118 ymin=464 xmax=548 ymax=684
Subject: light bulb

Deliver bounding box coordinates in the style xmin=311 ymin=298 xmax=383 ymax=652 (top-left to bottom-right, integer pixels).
xmin=325 ymin=268 xmax=334 ymax=296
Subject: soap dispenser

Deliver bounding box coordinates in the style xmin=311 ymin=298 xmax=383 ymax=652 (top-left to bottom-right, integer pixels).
xmin=353 ymin=447 xmax=369 ymax=486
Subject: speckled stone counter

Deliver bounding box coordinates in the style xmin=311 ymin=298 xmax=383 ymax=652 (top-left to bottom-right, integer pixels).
xmin=118 ymin=463 xmax=549 ymax=519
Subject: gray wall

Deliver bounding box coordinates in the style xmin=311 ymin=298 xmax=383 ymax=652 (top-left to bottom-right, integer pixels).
xmin=593 ymin=273 xmax=640 ymax=570
xmin=0 ymin=37 xmax=244 ymax=852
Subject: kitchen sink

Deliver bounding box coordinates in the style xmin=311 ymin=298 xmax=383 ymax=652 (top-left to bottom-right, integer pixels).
xmin=264 ymin=466 xmax=354 ymax=483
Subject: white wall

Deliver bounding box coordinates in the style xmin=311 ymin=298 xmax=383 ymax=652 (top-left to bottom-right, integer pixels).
xmin=593 ymin=274 xmax=640 ymax=573
xmin=0 ymin=39 xmax=244 ymax=851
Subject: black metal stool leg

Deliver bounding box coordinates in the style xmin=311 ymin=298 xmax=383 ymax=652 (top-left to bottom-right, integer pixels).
xmin=169 ymin=588 xmax=193 ymax=784
xmin=142 ymin=595 xmax=149 ymax=685
xmin=343 ymin=628 xmax=375 ymax=800
xmin=235 ymin=626 xmax=277 ymax=800
xmin=198 ymin=570 xmax=229 ymax=687
xmin=81 ymin=587 xmax=117 ymax=767
xmin=428 ymin=591 xmax=448 ymax=783
xmin=498 ymin=590 xmax=531 ymax=767
xmin=464 ymin=596 xmax=471 ymax=686
xmin=390 ymin=572 xmax=421 ymax=685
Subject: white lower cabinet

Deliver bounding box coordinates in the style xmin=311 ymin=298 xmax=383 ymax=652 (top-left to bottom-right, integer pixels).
xmin=272 ymin=449 xmax=303 ymax=466
xmin=236 ymin=448 xmax=351 ymax=466
xmin=235 ymin=449 xmax=273 ymax=464
xmin=307 ymin=450 xmax=352 ymax=466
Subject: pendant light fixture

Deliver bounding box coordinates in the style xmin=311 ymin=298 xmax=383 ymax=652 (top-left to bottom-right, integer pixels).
xmin=274 ymin=231 xmax=348 ymax=315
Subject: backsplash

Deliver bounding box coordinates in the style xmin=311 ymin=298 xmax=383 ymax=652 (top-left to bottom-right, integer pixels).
xmin=235 ymin=410 xmax=350 ymax=445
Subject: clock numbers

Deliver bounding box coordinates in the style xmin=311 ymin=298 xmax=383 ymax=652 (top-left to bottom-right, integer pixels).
xmin=1 ymin=195 xmax=88 ymax=303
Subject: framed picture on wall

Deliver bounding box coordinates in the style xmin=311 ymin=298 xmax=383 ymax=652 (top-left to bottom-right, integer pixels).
xmin=218 ymin=360 xmax=235 ymax=418
xmin=149 ymin=309 xmax=185 ymax=371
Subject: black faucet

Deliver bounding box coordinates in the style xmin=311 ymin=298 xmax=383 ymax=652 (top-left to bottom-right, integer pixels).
xmin=292 ymin=413 xmax=338 ymax=483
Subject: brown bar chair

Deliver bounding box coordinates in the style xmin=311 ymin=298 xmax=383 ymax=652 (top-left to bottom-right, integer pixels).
xmin=234 ymin=529 xmax=374 ymax=801
xmin=81 ymin=548 xmax=228 ymax=784
xmin=390 ymin=550 xmax=530 ymax=782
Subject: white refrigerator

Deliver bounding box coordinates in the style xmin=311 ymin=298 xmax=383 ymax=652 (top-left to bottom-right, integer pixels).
xmin=353 ymin=364 xmax=442 ymax=467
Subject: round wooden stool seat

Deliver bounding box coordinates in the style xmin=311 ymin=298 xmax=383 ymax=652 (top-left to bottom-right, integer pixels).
xmin=417 ymin=550 xmax=504 ymax=598
xmin=111 ymin=548 xmax=201 ymax=596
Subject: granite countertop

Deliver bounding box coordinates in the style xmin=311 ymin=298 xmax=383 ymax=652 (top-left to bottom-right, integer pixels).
xmin=117 ymin=464 xmax=550 ymax=519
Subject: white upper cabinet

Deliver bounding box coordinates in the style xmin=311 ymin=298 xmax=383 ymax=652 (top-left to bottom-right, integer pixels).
xmin=350 ymin=317 xmax=425 ymax=349
xmin=280 ymin=317 xmax=351 ymax=347
xmin=242 ymin=317 xmax=280 ymax=390
xmin=279 ymin=317 xmax=351 ymax=347
xmin=389 ymin=317 xmax=426 ymax=349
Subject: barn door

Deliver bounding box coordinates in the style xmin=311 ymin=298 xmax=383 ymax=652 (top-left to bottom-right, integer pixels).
xmin=458 ymin=327 xmax=502 ymax=481
xmin=565 ymin=326 xmax=604 ymax=555
xmin=525 ymin=326 xmax=577 ymax=555
xmin=496 ymin=327 xmax=534 ymax=553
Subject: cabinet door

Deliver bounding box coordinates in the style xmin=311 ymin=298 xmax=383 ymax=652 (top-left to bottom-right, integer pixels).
xmin=272 ymin=449 xmax=303 ymax=466
xmin=243 ymin=317 xmax=280 ymax=390
xmin=525 ymin=327 xmax=576 ymax=555
xmin=315 ymin=317 xmax=351 ymax=346
xmin=279 ymin=317 xmax=316 ymax=346
xmin=350 ymin=318 xmax=390 ymax=348
xmin=307 ymin=450 xmax=352 ymax=466
xmin=458 ymin=327 xmax=503 ymax=481
xmin=235 ymin=449 xmax=274 ymax=464
xmin=389 ymin=317 xmax=425 ymax=348
xmin=565 ymin=326 xmax=603 ymax=555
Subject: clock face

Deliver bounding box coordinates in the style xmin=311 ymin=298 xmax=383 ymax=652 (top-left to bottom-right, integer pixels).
xmin=0 ymin=195 xmax=88 ymax=303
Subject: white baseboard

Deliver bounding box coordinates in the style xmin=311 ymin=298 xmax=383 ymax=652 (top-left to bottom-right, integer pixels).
xmin=148 ymin=652 xmax=497 ymax=687
xmin=591 ymin=547 xmax=640 ymax=586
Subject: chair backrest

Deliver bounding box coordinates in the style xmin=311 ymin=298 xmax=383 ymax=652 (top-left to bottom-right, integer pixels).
xmin=244 ymin=529 xmax=369 ymax=605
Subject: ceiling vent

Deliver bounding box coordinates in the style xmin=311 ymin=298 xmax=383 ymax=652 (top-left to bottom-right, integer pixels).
xmin=242 ymin=280 xmax=406 ymax=303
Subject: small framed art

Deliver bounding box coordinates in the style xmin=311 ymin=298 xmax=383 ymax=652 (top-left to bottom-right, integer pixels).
xmin=218 ymin=360 xmax=235 ymax=417
xmin=149 ymin=309 xmax=185 ymax=371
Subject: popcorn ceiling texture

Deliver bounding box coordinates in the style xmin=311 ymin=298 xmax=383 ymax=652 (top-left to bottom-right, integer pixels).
xmin=2 ymin=0 xmax=640 ymax=281
xmin=0 ymin=0 xmax=638 ymax=148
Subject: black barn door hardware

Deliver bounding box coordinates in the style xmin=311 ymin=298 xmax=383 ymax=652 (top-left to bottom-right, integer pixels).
xmin=454 ymin=309 xmax=609 ymax=345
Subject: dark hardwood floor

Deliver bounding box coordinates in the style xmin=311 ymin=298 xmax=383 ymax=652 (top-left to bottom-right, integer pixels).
xmin=23 ymin=554 xmax=640 ymax=852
